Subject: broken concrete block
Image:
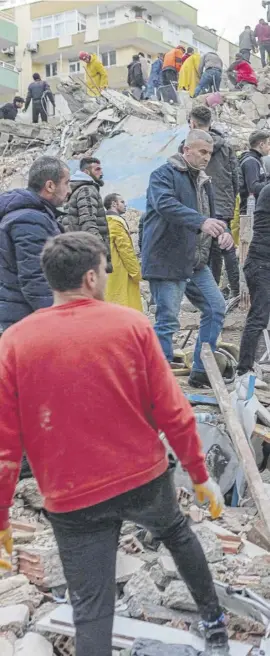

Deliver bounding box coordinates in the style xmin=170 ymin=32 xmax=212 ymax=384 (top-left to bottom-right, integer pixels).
xmin=124 ymin=570 xmax=162 ymax=606
xmin=0 ymin=637 xmax=14 ymax=656
xmin=0 ymin=575 xmax=43 ymax=611
xmin=163 ymin=580 xmax=197 ymax=612
xmin=0 ymin=119 xmax=54 ymax=144
xmin=0 ymin=605 xmax=29 ymax=637
xmin=116 ymin=552 xmax=143 ymax=584
xmin=251 ymin=90 xmax=270 ymax=117
xmin=149 ymin=563 xmax=171 ymax=589
xmin=14 ymin=633 xmax=53 ymax=655
xmin=192 ymin=524 xmax=223 ymax=563
xmin=158 ymin=555 xmax=179 ymax=579
xmin=15 ymin=479 xmax=43 ymax=511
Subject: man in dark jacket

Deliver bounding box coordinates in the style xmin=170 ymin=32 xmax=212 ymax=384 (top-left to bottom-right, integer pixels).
xmin=236 ymin=183 xmax=270 ymax=391
xmin=0 ymin=96 xmax=24 ymax=121
xmin=127 ymin=54 xmax=144 ymax=100
xmin=239 ymin=26 xmax=256 ymax=61
xmin=64 ymin=157 xmax=112 ymax=271
xmin=239 ymin=129 xmax=270 ymax=213
xmin=142 ymin=129 xmax=233 ymax=388
xmin=189 ymin=105 xmax=239 ymax=298
xmin=0 ymin=156 xmax=70 ymax=332
xmin=23 ymin=72 xmax=55 ymax=123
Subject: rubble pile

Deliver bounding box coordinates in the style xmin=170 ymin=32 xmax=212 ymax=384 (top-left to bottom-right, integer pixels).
xmin=1 ymin=478 xmax=270 ymax=652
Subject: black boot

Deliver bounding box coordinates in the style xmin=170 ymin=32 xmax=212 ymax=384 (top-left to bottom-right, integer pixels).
xmin=202 ymin=614 xmax=230 ymax=655
xmin=188 ymin=370 xmax=211 ymax=388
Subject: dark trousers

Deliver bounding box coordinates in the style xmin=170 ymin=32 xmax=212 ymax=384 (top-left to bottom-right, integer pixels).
xmin=259 ymin=42 xmax=270 ymax=67
xmin=162 ymin=67 xmax=178 ymax=85
xmin=239 ymin=48 xmax=251 ymax=61
xmin=238 ymin=259 xmax=270 ymax=374
xmin=210 ymin=236 xmax=240 ymax=297
xmin=32 ymin=101 xmax=47 ymax=123
xmin=49 ymin=470 xmax=221 ymax=656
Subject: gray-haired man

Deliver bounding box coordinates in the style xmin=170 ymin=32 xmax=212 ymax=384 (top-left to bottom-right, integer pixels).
xmin=142 ymin=129 xmax=234 ymax=388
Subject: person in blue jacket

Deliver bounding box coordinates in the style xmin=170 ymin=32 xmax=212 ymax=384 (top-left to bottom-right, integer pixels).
xmin=145 ymin=53 xmax=164 ymax=99
xmin=141 ymin=129 xmax=234 ymax=388
xmin=0 ymin=156 xmax=70 ymax=332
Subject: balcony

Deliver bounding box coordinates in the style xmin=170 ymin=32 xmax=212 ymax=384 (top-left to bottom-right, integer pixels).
xmin=0 ymin=60 xmax=19 ymax=93
xmin=0 ymin=10 xmax=18 ymax=49
xmin=99 ymin=21 xmax=165 ymax=52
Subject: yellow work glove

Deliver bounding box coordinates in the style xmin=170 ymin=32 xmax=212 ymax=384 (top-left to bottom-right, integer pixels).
xmin=0 ymin=526 xmax=13 ymax=570
xmin=193 ymin=478 xmax=224 ymax=519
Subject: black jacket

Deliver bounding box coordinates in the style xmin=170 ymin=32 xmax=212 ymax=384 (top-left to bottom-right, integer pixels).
xmin=239 ymin=149 xmax=267 ymax=213
xmin=0 ymin=102 xmax=18 ymax=121
xmin=25 ymin=80 xmax=55 ymax=110
xmin=127 ymin=61 xmax=144 ymax=88
xmin=63 ymin=171 xmax=112 ymax=271
xmin=141 ymin=153 xmax=215 ymax=281
xmin=248 ymin=182 xmax=270 ymax=263
xmin=0 ymin=189 xmax=61 ymax=331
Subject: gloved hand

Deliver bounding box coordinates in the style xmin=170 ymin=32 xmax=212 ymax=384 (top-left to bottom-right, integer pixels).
xmin=193 ymin=478 xmax=224 ymax=519
xmin=0 ymin=526 xmax=13 ymax=570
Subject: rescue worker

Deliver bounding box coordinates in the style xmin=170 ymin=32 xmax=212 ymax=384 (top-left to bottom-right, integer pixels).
xmin=23 ymin=73 xmax=55 ymax=123
xmin=227 ymin=53 xmax=257 ymax=89
xmin=0 ymin=96 xmax=24 ymax=121
xmin=162 ymin=45 xmax=186 ymax=85
xmin=104 ymin=193 xmax=142 ymax=311
xmin=79 ymin=51 xmax=108 ymax=96
xmin=194 ymin=52 xmax=223 ymax=97
xmin=178 ymin=52 xmax=201 ymax=97
xmin=145 ymin=53 xmax=164 ymax=98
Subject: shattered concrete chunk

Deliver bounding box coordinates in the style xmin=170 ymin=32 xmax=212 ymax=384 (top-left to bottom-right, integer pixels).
xmin=0 ymin=605 xmax=29 ymax=637
xmin=15 ymin=479 xmax=43 ymax=511
xmin=0 ymin=636 xmax=14 ymax=656
xmin=163 ymin=580 xmax=197 ymax=612
xmin=116 ymin=552 xmax=144 ymax=584
xmin=124 ymin=570 xmax=162 ymax=607
xmin=191 ymin=525 xmax=224 ymax=563
xmin=14 ymin=633 xmax=53 ymax=655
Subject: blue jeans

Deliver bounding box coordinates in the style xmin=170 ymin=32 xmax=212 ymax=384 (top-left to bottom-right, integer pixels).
xmin=194 ymin=67 xmax=222 ymax=97
xmin=150 ymin=266 xmax=226 ymax=372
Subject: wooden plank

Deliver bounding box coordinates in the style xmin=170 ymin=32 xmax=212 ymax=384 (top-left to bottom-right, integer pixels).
xmin=201 ymin=343 xmax=270 ymax=538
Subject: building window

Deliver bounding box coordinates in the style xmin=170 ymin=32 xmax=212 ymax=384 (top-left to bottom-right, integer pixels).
xmin=101 ymin=50 xmax=116 ymax=67
xmin=99 ymin=10 xmax=115 ymax=28
xmin=69 ymin=60 xmax=81 ymax=74
xmin=31 ymin=11 xmax=86 ymax=42
xmin=45 ymin=62 xmax=58 ymax=77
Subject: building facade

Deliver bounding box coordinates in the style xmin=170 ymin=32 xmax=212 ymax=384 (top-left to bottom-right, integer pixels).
xmin=0 ymin=7 xmax=18 ymax=100
xmin=0 ymin=0 xmax=260 ymax=104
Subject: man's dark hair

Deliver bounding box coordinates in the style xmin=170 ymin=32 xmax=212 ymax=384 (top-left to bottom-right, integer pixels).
xmin=14 ymin=96 xmax=24 ymax=104
xmin=33 ymin=72 xmax=41 ymax=81
xmin=187 ymin=47 xmax=194 ymax=54
xmin=189 ymin=105 xmax=211 ymax=127
xmin=41 ymin=232 xmax=107 ymax=292
xmin=133 ymin=54 xmax=140 ymax=62
xmin=80 ymin=157 xmax=100 ymax=171
xmin=249 ymin=130 xmax=270 ymax=149
xmin=104 ymin=193 xmax=120 ymax=210
xmin=138 ymin=52 xmax=145 ymax=57
xmin=28 ymin=156 xmax=68 ymax=192
xmin=245 ymin=25 xmax=251 ymax=29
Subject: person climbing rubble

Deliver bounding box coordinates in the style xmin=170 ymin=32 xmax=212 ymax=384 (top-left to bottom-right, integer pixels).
xmin=79 ymin=51 xmax=108 ymax=96
xmin=254 ymin=18 xmax=270 ymax=67
xmin=162 ymin=45 xmax=186 ymax=85
xmin=63 ymin=157 xmax=112 ymax=272
xmin=104 ymin=193 xmax=142 ymax=310
xmin=239 ymin=26 xmax=257 ymax=61
xmin=23 ymin=73 xmax=55 ymax=123
xmin=194 ymin=51 xmax=223 ymax=97
xmin=145 ymin=53 xmax=164 ymax=99
xmin=227 ymin=53 xmax=257 ymax=89
xmin=0 ymin=231 xmax=228 ymax=656
xmin=141 ymin=129 xmax=234 ymax=389
xmin=188 ymin=105 xmax=240 ymax=299
xmin=239 ymin=129 xmax=270 ymax=213
xmin=127 ymin=54 xmax=145 ymax=100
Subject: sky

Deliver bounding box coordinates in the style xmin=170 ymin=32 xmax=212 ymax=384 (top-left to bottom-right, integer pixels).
xmin=193 ymin=0 xmax=265 ymax=44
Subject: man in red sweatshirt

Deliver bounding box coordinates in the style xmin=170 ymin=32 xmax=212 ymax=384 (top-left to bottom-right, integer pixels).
xmin=0 ymin=232 xmax=228 ymax=656
xmin=254 ymin=18 xmax=270 ymax=66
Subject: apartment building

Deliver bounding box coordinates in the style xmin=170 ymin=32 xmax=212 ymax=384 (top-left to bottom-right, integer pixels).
xmin=0 ymin=7 xmax=18 ymax=100
xmin=0 ymin=0 xmax=259 ymax=104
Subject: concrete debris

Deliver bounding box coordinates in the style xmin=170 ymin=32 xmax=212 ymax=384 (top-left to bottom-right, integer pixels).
xmin=116 ymin=553 xmax=144 ymax=584
xmin=15 ymin=479 xmax=44 ymax=511
xmin=0 ymin=605 xmax=29 ymax=637
xmin=191 ymin=525 xmax=224 ymax=563
xmin=163 ymin=581 xmax=197 ymax=612
xmin=124 ymin=570 xmax=162 ymax=608
xmin=0 ymin=636 xmax=14 ymax=656
xmin=14 ymin=632 xmax=53 ymax=655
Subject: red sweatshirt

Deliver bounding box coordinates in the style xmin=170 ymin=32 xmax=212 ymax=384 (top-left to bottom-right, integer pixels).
xmin=254 ymin=23 xmax=270 ymax=43
xmin=234 ymin=60 xmax=257 ymax=86
xmin=0 ymin=299 xmax=208 ymax=529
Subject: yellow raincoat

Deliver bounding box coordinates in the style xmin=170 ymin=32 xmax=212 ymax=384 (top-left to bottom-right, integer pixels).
xmin=85 ymin=54 xmax=108 ymax=96
xmin=231 ymin=194 xmax=240 ymax=246
xmin=105 ymin=214 xmax=143 ymax=311
xmin=178 ymin=53 xmax=201 ymax=97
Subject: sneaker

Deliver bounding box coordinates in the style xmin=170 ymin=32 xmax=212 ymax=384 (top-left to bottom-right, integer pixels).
xmin=188 ymin=370 xmax=211 ymax=388
xmin=235 ymin=371 xmax=267 ymax=400
xmin=202 ymin=614 xmax=230 ymax=655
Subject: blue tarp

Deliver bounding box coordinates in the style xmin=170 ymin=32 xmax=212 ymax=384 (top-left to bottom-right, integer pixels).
xmin=68 ymin=123 xmax=188 ymax=211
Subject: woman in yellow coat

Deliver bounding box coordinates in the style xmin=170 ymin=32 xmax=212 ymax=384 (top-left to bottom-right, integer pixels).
xmin=178 ymin=52 xmax=201 ymax=97
xmin=79 ymin=51 xmax=108 ymax=97
xmin=104 ymin=194 xmax=143 ymax=311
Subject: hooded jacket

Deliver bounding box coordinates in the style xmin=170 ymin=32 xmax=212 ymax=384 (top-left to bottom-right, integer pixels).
xmin=0 ymin=189 xmax=61 ymax=330
xmin=63 ymin=170 xmax=112 ymax=271
xmin=239 ymin=149 xmax=268 ymax=213
xmin=254 ymin=22 xmax=270 ymax=44
xmin=141 ymin=153 xmax=215 ymax=281
xmin=105 ymin=212 xmax=142 ymax=311
xmin=248 ymin=182 xmax=270 ymax=262
xmin=85 ymin=55 xmax=108 ymax=97
xmin=127 ymin=61 xmax=144 ymax=88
